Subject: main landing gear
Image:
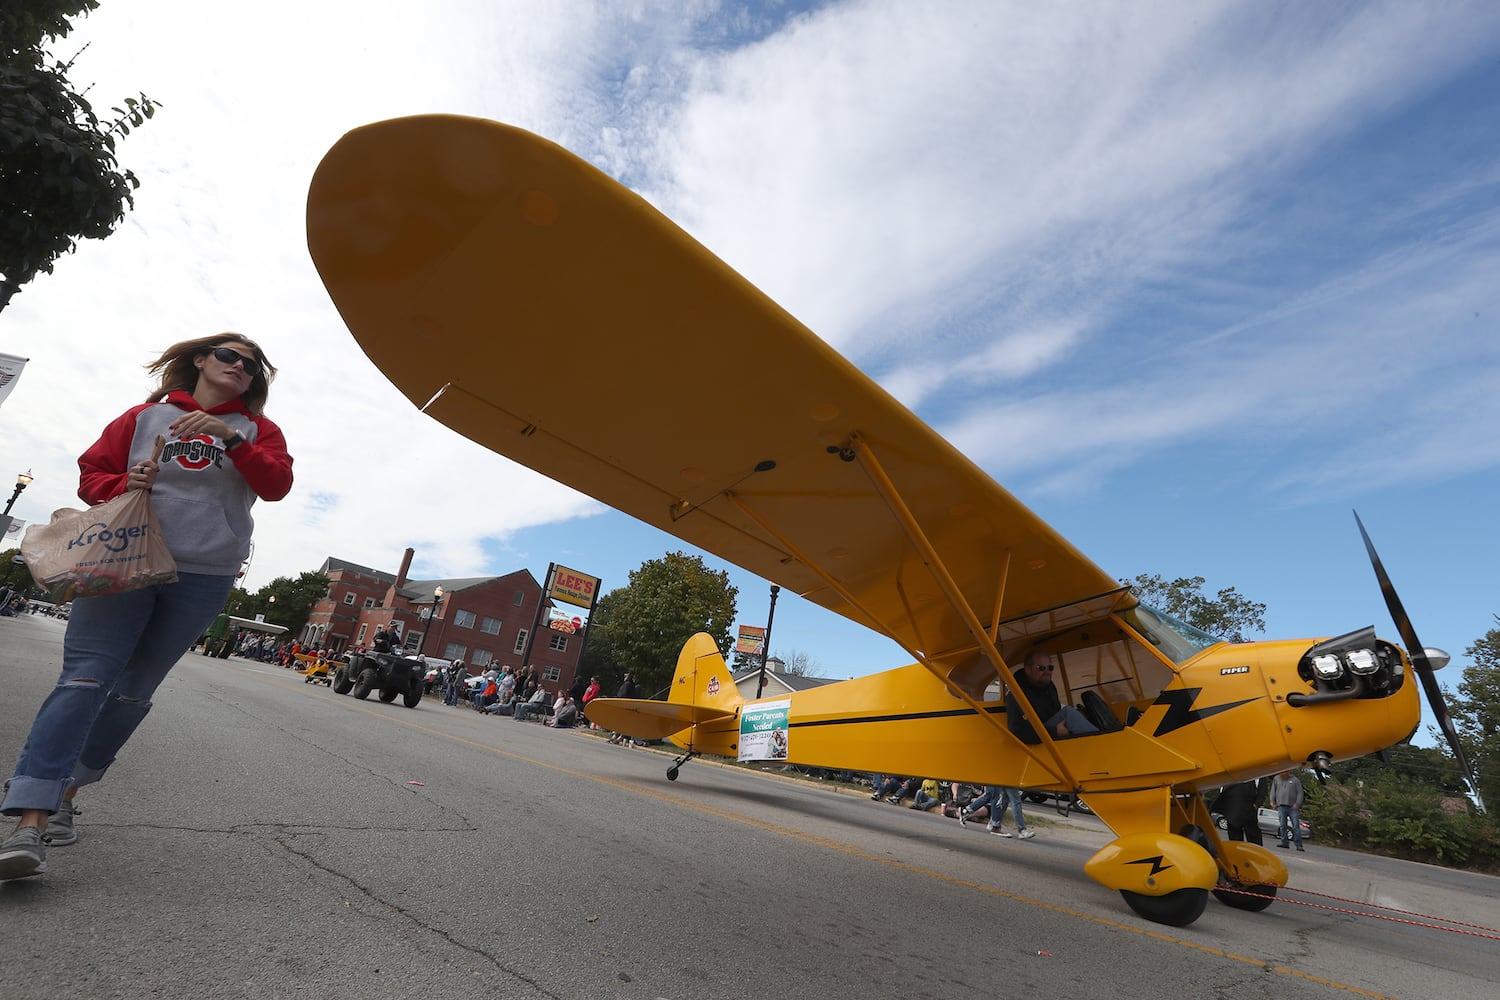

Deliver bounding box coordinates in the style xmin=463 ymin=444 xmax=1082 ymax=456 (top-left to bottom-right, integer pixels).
xmin=666 ymin=749 xmax=700 ymax=781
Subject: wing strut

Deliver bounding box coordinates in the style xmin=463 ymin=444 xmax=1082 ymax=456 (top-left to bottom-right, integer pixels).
xmin=727 ymin=433 xmax=1074 ymax=787
xmin=849 ymin=434 xmax=1076 ymax=785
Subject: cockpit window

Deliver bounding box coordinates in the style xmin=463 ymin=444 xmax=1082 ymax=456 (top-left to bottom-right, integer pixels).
xmin=1121 ymin=604 xmax=1223 ymax=665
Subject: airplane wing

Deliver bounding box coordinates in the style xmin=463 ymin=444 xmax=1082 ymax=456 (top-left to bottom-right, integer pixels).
xmin=307 ymin=115 xmax=1125 ymax=670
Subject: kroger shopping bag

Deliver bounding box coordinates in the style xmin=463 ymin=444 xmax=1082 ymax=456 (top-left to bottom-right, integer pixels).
xmin=21 ymin=488 xmax=178 ymax=603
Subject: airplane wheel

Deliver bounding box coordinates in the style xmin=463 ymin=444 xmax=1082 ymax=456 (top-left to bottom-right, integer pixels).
xmin=1212 ymin=882 xmax=1277 ymax=912
xmin=1120 ymin=887 xmax=1208 ymax=927
xmin=667 ymin=767 xmax=680 ymax=781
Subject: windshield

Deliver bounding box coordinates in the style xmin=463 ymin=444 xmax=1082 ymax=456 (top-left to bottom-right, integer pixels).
xmin=1121 ymin=604 xmax=1224 ymax=665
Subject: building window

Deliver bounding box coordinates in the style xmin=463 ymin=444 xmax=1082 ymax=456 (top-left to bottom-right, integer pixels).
xmin=542 ymin=664 xmax=561 ymax=683
xmin=453 ymin=609 xmax=476 ymax=630
xmin=342 ymin=592 xmax=356 ymax=605
xmin=363 ymin=598 xmax=376 ymax=609
xmin=471 ymin=649 xmax=493 ymax=667
xmin=357 ymin=624 xmax=367 ymax=643
xmin=443 ymin=642 xmax=467 ymax=660
xmin=548 ymin=633 xmax=568 ymax=652
xmin=514 ymin=629 xmax=528 ymax=654
xmin=513 ymin=590 xmax=524 ymax=606
xmin=480 ymin=616 xmax=501 ymax=635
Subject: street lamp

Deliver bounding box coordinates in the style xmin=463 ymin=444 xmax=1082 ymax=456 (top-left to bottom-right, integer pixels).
xmin=755 ymin=584 xmax=781 ymax=699
xmin=418 ymin=586 xmax=444 ymax=657
xmin=3 ymin=470 xmax=33 ymax=516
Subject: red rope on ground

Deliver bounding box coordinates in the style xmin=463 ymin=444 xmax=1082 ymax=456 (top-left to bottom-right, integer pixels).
xmin=1214 ymin=883 xmax=1500 ymax=940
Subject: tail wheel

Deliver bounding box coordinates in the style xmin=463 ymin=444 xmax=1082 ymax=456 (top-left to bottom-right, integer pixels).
xmin=1212 ymin=882 xmax=1277 ymax=912
xmin=1120 ymin=887 xmax=1209 ymax=927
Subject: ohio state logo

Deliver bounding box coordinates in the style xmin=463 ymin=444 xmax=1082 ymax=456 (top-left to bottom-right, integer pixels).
xmin=707 ymin=676 xmax=720 ymax=696
xmin=160 ymin=434 xmax=225 ymax=471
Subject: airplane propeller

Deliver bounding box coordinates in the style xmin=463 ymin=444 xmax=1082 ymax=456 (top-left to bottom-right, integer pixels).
xmin=1355 ymin=511 xmax=1486 ymax=815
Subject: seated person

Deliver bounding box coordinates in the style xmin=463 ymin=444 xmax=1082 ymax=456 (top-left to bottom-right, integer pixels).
xmin=1006 ymin=651 xmax=1100 ymax=745
xmin=869 ymin=774 xmax=906 ymax=801
xmin=513 ymin=685 xmax=550 ymax=722
xmin=547 ymin=696 xmax=580 ymax=728
xmin=910 ymin=778 xmax=943 ymax=812
xmin=472 ymin=675 xmax=499 ymax=711
xmin=371 ymin=627 xmax=398 ymax=654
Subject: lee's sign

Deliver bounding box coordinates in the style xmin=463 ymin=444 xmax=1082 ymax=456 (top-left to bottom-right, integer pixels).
xmin=549 ymin=565 xmax=599 ymax=609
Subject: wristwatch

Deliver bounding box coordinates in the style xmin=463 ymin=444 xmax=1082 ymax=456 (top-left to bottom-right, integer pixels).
xmin=224 ymin=432 xmax=246 ymax=451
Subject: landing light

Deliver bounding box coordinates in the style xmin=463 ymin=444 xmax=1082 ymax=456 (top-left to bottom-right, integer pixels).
xmin=1311 ymin=654 xmax=1344 ymax=680
xmin=1345 ymin=648 xmax=1380 ymax=675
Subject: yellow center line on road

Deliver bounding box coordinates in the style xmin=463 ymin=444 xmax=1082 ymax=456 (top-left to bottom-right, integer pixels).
xmin=246 ymin=666 xmax=1390 ymax=1000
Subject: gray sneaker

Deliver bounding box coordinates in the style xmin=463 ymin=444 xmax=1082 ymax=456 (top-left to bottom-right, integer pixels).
xmin=0 ymin=826 xmax=48 ymax=880
xmin=46 ymin=800 xmax=79 ymax=846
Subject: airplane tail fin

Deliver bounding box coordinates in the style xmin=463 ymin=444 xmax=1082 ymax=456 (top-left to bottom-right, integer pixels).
xmin=581 ymin=632 xmax=741 ymax=743
xmin=667 ymin=632 xmax=743 ymax=713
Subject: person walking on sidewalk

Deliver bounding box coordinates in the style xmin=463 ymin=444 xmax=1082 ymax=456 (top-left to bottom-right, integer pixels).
xmin=1 ymin=334 xmax=293 ymax=882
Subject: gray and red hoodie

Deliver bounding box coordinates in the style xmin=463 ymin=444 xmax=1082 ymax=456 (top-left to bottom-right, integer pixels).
xmin=77 ymin=390 xmax=293 ymax=576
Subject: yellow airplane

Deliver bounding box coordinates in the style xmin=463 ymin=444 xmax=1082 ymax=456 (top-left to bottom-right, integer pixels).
xmin=306 ymin=114 xmax=1478 ymax=928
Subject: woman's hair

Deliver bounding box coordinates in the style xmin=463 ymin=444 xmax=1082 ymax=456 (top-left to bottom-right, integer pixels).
xmin=145 ymin=333 xmax=276 ymax=414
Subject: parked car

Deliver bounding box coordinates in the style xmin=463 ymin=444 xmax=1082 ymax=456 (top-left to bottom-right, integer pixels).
xmin=1213 ymin=806 xmax=1314 ymax=840
xmin=1023 ymin=790 xmax=1093 ymax=816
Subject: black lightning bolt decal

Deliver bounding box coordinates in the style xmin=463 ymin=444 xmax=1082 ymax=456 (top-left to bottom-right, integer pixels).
xmin=1150 ymin=688 xmax=1258 ymax=738
xmin=1126 ymin=855 xmax=1173 ymax=876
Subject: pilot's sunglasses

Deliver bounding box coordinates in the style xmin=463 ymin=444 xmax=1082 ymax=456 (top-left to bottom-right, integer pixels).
xmin=211 ymin=346 xmax=261 ymax=377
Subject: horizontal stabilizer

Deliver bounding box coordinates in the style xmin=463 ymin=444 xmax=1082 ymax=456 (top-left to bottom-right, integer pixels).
xmin=584 ymin=697 xmax=736 ymax=741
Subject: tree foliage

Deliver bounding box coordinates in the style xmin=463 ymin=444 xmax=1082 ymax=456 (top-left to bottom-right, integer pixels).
xmin=1450 ymin=616 xmax=1500 ymax=812
xmin=578 ymin=552 xmax=737 ymax=698
xmin=224 ymin=572 xmax=328 ymax=640
xmin=0 ymin=547 xmax=37 ymax=593
xmin=777 ymin=648 xmax=818 ymax=677
xmin=1 ymin=0 xmax=160 ymax=312
xmin=1124 ymin=573 xmax=1267 ymax=642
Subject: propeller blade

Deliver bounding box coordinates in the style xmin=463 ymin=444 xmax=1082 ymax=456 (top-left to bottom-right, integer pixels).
xmin=1355 ymin=512 xmax=1486 ymax=814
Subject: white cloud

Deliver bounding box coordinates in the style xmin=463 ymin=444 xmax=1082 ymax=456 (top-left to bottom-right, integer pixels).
xmin=4 ymin=0 xmax=1500 ymax=641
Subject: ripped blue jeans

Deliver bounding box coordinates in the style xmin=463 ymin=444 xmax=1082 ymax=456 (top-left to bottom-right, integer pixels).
xmin=2 ymin=572 xmax=234 ymax=815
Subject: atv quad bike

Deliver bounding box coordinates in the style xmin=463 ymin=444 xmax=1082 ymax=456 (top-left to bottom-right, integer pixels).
xmin=330 ymin=652 xmax=424 ymax=708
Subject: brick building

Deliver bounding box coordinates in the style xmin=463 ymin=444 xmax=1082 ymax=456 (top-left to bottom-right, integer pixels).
xmin=300 ymin=549 xmax=586 ymax=692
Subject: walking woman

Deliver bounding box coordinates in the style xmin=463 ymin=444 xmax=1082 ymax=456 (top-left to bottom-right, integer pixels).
xmin=0 ymin=334 xmax=293 ymax=880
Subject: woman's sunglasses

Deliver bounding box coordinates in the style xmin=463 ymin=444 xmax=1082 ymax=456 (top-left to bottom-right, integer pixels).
xmin=211 ymin=346 xmax=262 ymax=378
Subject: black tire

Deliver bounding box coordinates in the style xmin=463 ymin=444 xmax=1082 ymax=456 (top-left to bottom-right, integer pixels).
xmin=351 ymin=667 xmax=377 ymax=700
xmin=1120 ymin=887 xmax=1209 ymax=927
xmin=378 ymin=687 xmax=399 ymax=703
xmin=404 ymin=675 xmax=423 ymax=708
xmin=1212 ymin=882 xmax=1277 ymax=912
xmin=331 ymin=666 xmax=353 ymax=695
xmin=1071 ymin=796 xmax=1093 ymax=816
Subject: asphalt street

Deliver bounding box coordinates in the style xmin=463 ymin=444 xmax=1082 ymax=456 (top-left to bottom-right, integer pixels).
xmin=1 ymin=611 xmax=1496 ymax=999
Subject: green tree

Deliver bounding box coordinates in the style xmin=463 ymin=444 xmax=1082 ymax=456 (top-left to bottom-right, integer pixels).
xmin=580 ymin=552 xmax=737 ymax=697
xmin=1124 ymin=573 xmax=1267 ymax=642
xmin=0 ymin=547 xmax=37 ymax=593
xmin=247 ymin=572 xmax=329 ymax=638
xmin=1450 ymin=617 xmax=1500 ymax=812
xmin=2 ymin=1 xmax=161 ymax=312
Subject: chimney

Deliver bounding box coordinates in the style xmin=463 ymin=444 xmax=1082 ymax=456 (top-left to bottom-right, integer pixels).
xmin=394 ymin=547 xmax=414 ymax=590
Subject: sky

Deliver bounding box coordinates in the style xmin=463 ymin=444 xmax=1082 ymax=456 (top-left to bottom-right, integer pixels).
xmin=3 ymin=2 xmax=1499 ymax=719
